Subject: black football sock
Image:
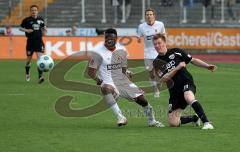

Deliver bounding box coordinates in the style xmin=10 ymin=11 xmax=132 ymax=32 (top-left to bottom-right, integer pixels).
xmin=25 ymin=62 xmax=30 ymax=75
xmin=191 ymin=101 xmax=209 ymax=123
xmin=38 ymin=68 xmax=43 ymax=79
xmin=180 ymin=115 xmax=199 ymax=124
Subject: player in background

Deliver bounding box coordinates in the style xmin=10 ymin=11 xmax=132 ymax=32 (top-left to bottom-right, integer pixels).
xmin=137 ymin=8 xmax=166 ymax=98
xmin=152 ymin=34 xmax=216 ymax=129
xmin=19 ymin=5 xmax=47 ymax=83
xmin=88 ymin=28 xmax=164 ymax=127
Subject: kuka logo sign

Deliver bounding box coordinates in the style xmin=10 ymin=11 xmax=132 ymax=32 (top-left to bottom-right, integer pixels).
xmin=45 ymin=41 xmax=104 ymax=57
xmin=0 ymin=36 xmax=143 ymax=59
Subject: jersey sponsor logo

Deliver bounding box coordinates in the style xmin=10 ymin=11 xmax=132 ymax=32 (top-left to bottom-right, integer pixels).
xmin=169 ymin=54 xmax=175 ymax=59
xmin=107 ymin=63 xmax=121 ymax=70
xmin=166 ymin=60 xmax=176 ymax=72
xmin=146 ymin=35 xmax=153 ymax=41
xmin=32 ymin=24 xmax=40 ymax=30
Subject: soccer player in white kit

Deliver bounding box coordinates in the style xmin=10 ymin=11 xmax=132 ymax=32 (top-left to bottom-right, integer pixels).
xmin=137 ymin=8 xmax=166 ymax=98
xmin=87 ymin=28 xmax=164 ymax=127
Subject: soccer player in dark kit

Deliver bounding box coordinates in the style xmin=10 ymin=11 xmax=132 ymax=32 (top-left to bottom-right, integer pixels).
xmin=19 ymin=5 xmax=47 ymax=83
xmin=152 ymin=33 xmax=217 ymax=129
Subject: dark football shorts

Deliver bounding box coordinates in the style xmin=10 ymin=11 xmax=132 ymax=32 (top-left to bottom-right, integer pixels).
xmin=168 ymin=82 xmax=196 ymax=113
xmin=26 ymin=39 xmax=44 ymax=56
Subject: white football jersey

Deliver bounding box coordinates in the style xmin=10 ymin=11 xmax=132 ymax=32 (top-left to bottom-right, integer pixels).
xmin=137 ymin=21 xmax=165 ymax=59
xmin=89 ymin=43 xmax=128 ymax=85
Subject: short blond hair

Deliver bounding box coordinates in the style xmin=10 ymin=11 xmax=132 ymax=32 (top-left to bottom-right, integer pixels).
xmin=153 ymin=33 xmax=166 ymax=42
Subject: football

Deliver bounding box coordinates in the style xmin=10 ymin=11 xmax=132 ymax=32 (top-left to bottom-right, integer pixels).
xmin=37 ymin=55 xmax=54 ymax=72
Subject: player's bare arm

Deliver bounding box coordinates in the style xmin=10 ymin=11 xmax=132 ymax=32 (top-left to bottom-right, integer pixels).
xmin=122 ymin=67 xmax=132 ymax=79
xmin=42 ymin=26 xmax=47 ymax=35
xmin=42 ymin=26 xmax=47 ymax=31
xmin=122 ymin=67 xmax=127 ymax=75
xmin=19 ymin=27 xmax=33 ymax=33
xmin=191 ymin=58 xmax=217 ymax=72
xmin=137 ymin=36 xmax=141 ymax=43
xmin=161 ymin=62 xmax=186 ymax=82
xmin=87 ymin=67 xmax=102 ymax=85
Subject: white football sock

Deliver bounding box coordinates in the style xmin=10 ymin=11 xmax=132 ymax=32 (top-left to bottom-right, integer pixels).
xmin=143 ymin=104 xmax=155 ymax=122
xmin=150 ymin=80 xmax=159 ymax=93
xmin=104 ymin=94 xmax=124 ymax=119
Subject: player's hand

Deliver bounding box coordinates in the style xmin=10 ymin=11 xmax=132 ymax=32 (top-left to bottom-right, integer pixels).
xmin=176 ymin=62 xmax=186 ymax=70
xmin=26 ymin=29 xmax=33 ymax=33
xmin=207 ymin=64 xmax=217 ymax=72
xmin=96 ymin=79 xmax=103 ymax=85
xmin=126 ymin=69 xmax=133 ymax=79
xmin=42 ymin=26 xmax=47 ymax=31
xmin=179 ymin=62 xmax=186 ymax=68
xmin=137 ymin=37 xmax=141 ymax=43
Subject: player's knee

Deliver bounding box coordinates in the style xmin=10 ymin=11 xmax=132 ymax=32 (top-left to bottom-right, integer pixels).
xmin=185 ymin=97 xmax=196 ymax=105
xmin=184 ymin=91 xmax=195 ymax=104
xmin=168 ymin=116 xmax=180 ymax=127
xmin=101 ymin=84 xmax=114 ymax=95
xmin=185 ymin=97 xmax=192 ymax=104
xmin=169 ymin=120 xmax=180 ymax=127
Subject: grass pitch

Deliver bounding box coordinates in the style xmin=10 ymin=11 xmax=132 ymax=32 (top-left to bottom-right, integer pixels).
xmin=1 ymin=60 xmax=240 ymax=152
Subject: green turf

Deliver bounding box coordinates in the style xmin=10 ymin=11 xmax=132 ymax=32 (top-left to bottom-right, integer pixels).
xmin=1 ymin=60 xmax=240 ymax=152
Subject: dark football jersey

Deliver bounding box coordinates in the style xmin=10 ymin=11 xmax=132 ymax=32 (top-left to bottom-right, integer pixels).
xmin=153 ymin=48 xmax=194 ymax=87
xmin=20 ymin=16 xmax=45 ymax=40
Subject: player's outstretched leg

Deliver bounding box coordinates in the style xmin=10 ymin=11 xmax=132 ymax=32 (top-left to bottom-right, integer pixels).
xmin=135 ymin=95 xmax=164 ymax=127
xmin=191 ymin=100 xmax=214 ymax=129
xmin=102 ymin=84 xmax=127 ymax=126
xmin=184 ymin=91 xmax=214 ymax=130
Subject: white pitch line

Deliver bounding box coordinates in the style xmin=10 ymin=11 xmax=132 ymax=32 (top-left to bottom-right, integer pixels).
xmin=7 ymin=93 xmax=25 ymax=96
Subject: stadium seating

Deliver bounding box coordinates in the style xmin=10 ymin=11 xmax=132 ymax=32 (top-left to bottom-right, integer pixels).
xmin=42 ymin=0 xmax=83 ymax=27
xmin=0 ymin=0 xmax=54 ymax=26
xmin=0 ymin=1 xmax=11 ymax=21
xmin=43 ymin=0 xmax=182 ymax=27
